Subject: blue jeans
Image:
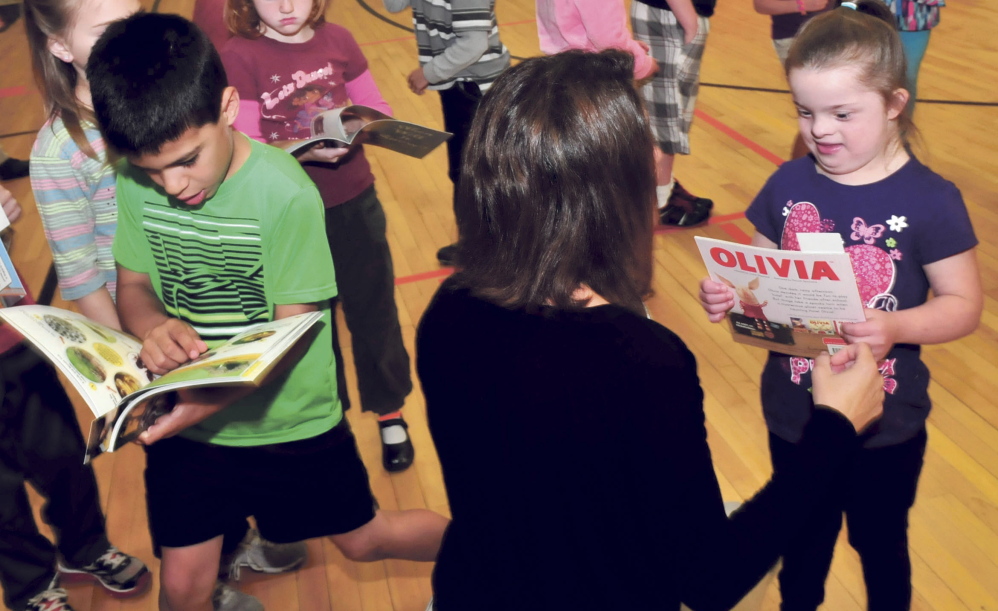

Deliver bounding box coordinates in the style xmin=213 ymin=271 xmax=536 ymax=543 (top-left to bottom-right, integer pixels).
xmin=899 ymin=29 xmax=931 ymax=111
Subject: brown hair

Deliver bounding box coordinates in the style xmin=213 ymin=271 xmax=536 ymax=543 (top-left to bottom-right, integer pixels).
xmin=24 ymin=0 xmax=98 ymax=159
xmin=453 ymin=50 xmax=656 ymax=316
xmin=226 ymin=0 xmax=326 ymax=39
xmin=786 ymin=0 xmax=915 ymax=148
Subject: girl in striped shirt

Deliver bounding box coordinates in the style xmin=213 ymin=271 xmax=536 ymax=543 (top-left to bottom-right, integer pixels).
xmin=25 ymin=0 xmax=139 ymax=328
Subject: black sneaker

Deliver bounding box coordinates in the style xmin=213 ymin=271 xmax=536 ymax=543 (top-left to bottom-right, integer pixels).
xmin=660 ymin=179 xmax=712 ymax=227
xmin=24 ymin=577 xmax=74 ymax=611
xmin=57 ymin=546 xmax=149 ymax=596
xmin=436 ymin=243 xmax=458 ymax=266
xmin=0 ymin=158 xmax=29 ymax=181
xmin=379 ymin=416 xmax=415 ymax=473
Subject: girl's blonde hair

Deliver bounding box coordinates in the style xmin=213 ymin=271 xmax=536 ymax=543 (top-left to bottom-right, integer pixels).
xmin=226 ymin=0 xmax=327 ymax=39
xmin=786 ymin=0 xmax=915 ymax=149
xmin=23 ymin=0 xmax=98 ymax=159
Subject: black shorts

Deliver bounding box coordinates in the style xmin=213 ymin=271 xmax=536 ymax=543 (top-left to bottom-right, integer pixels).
xmin=144 ymin=421 xmax=377 ymax=549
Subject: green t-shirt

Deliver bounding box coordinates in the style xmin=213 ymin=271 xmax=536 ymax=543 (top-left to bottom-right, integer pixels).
xmin=113 ymin=137 xmax=341 ymax=446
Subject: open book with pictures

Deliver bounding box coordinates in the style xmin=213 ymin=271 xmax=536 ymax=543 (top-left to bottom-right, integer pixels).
xmin=0 ymin=306 xmax=322 ymax=462
xmin=695 ymin=236 xmax=867 ymax=358
xmin=274 ymin=104 xmax=451 ymax=159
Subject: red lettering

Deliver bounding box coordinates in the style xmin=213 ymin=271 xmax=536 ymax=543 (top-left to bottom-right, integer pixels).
xmin=810 ymin=261 xmax=840 ymax=281
xmin=767 ymin=256 xmax=791 ymax=278
xmin=794 ymin=260 xmax=809 ymax=279
xmin=710 ymin=247 xmax=736 ymax=268
xmin=736 ymin=251 xmax=758 ymax=273
xmin=754 ymin=255 xmax=768 ymax=275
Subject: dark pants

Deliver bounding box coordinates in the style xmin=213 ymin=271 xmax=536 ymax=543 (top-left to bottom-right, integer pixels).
xmin=769 ymin=430 xmax=927 ymax=611
xmin=438 ymin=81 xmax=484 ymax=212
xmin=325 ymin=186 xmax=412 ymax=416
xmin=0 ymin=345 xmax=110 ymax=610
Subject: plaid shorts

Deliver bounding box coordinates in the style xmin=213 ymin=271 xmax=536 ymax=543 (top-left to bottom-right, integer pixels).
xmin=630 ymin=3 xmax=710 ymax=155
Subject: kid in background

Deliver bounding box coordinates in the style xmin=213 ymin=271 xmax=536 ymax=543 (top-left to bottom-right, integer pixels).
xmin=221 ymin=0 xmax=417 ymax=473
xmin=24 ymin=0 xmax=141 ymax=330
xmin=0 ymin=183 xmax=148 ymax=611
xmin=753 ymin=0 xmax=831 ymax=159
xmin=630 ymin=0 xmax=715 ymax=228
xmin=534 ymin=0 xmax=657 ymax=81
xmin=382 ymin=0 xmax=510 ymax=266
xmin=87 ymin=13 xmax=448 ymax=609
xmin=884 ymin=0 xmax=945 ymax=112
xmin=699 ymin=2 xmax=981 ymax=608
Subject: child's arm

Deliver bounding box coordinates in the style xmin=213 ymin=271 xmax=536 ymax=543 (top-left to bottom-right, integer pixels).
xmin=137 ymin=302 xmax=319 ymax=445
xmin=840 ymin=249 xmax=983 ymax=360
xmin=30 ymin=149 xmax=121 ymax=329
xmin=573 ymin=0 xmax=657 ymax=79
xmin=753 ymin=0 xmax=829 ymax=15
xmin=699 ymin=232 xmax=777 ymax=322
xmin=344 ymin=70 xmax=393 ymax=116
xmin=402 ymin=0 xmax=492 ymax=94
xmin=116 ymin=264 xmax=208 ymax=375
xmin=663 ymin=0 xmax=702 ymax=44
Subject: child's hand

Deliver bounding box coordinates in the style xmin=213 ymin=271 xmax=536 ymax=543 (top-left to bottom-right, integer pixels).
xmin=297 ymin=142 xmax=351 ymax=165
xmin=0 ymin=183 xmax=21 ymax=223
xmin=840 ymin=308 xmax=898 ymax=360
xmin=407 ymin=68 xmax=430 ymax=95
xmin=137 ymin=387 xmax=231 ymax=445
xmin=699 ymin=277 xmax=736 ymax=323
xmin=141 ymin=318 xmax=208 ymax=375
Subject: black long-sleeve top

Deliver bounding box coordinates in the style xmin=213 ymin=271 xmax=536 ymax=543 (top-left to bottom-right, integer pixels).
xmin=416 ymin=280 xmax=858 ymax=610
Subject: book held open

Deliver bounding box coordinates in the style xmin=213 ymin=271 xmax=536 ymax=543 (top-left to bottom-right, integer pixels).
xmin=274 ymin=105 xmax=451 ymax=159
xmin=0 ymin=306 xmax=322 ymax=462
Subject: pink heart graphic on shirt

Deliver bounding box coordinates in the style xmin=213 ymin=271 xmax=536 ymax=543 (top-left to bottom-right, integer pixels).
xmin=782 ymin=202 xmax=895 ymax=306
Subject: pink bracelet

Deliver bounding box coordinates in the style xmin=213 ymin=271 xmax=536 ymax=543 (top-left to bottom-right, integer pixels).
xmin=796 ymin=0 xmax=807 ymax=14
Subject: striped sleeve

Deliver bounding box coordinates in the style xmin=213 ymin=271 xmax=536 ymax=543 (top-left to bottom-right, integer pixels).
xmin=29 ymin=118 xmax=118 ymax=302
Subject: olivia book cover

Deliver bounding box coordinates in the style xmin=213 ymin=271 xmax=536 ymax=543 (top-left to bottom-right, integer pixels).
xmin=695 ymin=236 xmax=867 ymax=358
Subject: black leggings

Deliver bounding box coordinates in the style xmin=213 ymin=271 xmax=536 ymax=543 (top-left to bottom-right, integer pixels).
xmin=769 ymin=429 xmax=927 ymax=611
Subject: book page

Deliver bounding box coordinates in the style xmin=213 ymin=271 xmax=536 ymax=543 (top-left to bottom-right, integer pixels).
xmin=0 ymin=306 xmax=151 ymax=417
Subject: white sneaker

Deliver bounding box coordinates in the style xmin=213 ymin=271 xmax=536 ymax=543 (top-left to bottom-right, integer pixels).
xmin=213 ymin=581 xmax=263 ymax=611
xmin=220 ymin=529 xmax=307 ymax=581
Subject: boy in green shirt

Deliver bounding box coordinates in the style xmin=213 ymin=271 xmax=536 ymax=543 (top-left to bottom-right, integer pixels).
xmin=87 ymin=13 xmax=447 ymax=610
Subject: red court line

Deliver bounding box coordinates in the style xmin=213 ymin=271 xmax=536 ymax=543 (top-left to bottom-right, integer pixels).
xmin=720 ymin=223 xmax=753 ymax=245
xmin=395 ymin=267 xmax=453 ymax=286
xmin=694 ymin=109 xmax=785 ymax=168
xmin=0 ymin=86 xmax=30 ymax=98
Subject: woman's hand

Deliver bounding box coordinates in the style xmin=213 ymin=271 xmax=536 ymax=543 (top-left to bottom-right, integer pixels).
xmin=811 ymin=343 xmax=885 ymax=433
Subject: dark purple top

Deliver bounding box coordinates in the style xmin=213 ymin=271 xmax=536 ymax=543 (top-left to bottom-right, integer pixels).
xmin=221 ymin=24 xmax=375 ymax=207
xmin=747 ymin=156 xmax=977 ymax=448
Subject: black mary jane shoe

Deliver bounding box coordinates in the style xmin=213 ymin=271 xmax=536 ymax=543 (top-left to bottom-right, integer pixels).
xmin=379 ymin=417 xmax=415 ymax=473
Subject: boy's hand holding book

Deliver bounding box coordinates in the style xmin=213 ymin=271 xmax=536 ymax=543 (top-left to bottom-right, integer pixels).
xmin=142 ymin=318 xmax=208 ymax=374
xmin=138 ymin=386 xmax=252 ymax=445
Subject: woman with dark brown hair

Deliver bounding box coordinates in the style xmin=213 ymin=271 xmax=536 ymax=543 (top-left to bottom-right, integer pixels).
xmin=416 ymin=49 xmax=886 ymax=610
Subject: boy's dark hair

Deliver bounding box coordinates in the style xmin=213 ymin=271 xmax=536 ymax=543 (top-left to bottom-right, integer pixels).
xmin=454 ymin=50 xmax=656 ymax=316
xmin=87 ymin=12 xmax=228 ymax=156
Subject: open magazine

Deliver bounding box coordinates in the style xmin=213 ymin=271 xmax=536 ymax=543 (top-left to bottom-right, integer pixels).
xmin=275 ymin=105 xmax=451 ymax=159
xmin=0 ymin=306 xmax=322 ymax=462
xmin=695 ymin=236 xmax=867 ymax=358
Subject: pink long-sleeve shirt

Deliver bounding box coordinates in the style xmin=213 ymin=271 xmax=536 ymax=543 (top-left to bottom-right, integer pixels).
xmin=536 ymin=0 xmax=656 ymax=80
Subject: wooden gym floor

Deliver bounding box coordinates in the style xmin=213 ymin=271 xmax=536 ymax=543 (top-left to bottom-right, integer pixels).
xmin=0 ymin=0 xmax=995 ymax=608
